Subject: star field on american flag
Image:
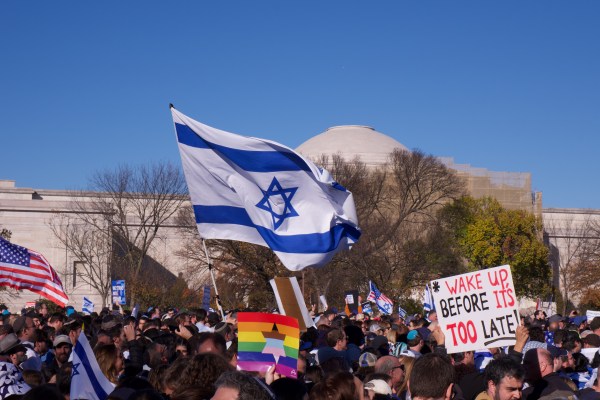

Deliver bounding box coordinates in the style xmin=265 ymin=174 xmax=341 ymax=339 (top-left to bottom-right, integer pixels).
xmin=0 ymin=237 xmax=68 ymax=307
xmin=0 ymin=239 xmax=30 ymax=266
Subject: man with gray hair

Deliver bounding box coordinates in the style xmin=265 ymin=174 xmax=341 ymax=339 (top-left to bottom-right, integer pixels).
xmin=212 ymin=370 xmax=274 ymax=400
xmin=375 ymin=355 xmax=404 ymax=393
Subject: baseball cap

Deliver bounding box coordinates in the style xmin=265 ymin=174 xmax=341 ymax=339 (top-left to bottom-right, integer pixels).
xmin=364 ymin=379 xmax=392 ymax=395
xmin=400 ymin=349 xmax=417 ymax=358
xmin=359 ymin=352 xmax=378 ymax=367
xmin=580 ymin=330 xmax=593 ymax=339
xmin=548 ymin=314 xmax=563 ymax=324
xmin=53 ymin=335 xmax=72 ymax=348
xmin=369 ymin=324 xmax=382 ymax=333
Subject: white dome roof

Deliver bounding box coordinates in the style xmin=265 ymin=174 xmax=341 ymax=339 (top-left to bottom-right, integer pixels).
xmin=296 ymin=125 xmax=409 ymax=166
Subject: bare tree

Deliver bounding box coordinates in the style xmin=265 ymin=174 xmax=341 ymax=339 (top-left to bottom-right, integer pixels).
xmin=325 ymin=149 xmax=465 ymax=298
xmin=545 ymin=214 xmax=600 ymax=313
xmin=53 ymin=162 xmax=188 ymax=306
xmin=49 ymin=216 xmax=112 ymax=306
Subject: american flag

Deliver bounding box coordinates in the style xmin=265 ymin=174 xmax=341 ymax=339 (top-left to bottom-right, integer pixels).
xmin=366 ymin=281 xmax=394 ymax=315
xmin=0 ymin=237 xmax=68 ymax=307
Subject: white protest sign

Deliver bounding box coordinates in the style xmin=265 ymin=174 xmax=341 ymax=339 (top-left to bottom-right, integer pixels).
xmin=586 ymin=310 xmax=600 ymax=320
xmin=432 ymin=265 xmax=519 ymax=353
xmin=319 ymin=295 xmax=328 ymax=310
xmin=345 ymin=294 xmax=355 ymax=304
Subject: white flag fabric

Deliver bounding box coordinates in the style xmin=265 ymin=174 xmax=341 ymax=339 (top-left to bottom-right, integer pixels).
xmin=70 ymin=332 xmax=115 ymax=400
xmin=82 ymin=297 xmax=94 ymax=314
xmin=319 ymin=295 xmax=328 ymax=310
xmin=172 ymin=108 xmax=361 ymax=271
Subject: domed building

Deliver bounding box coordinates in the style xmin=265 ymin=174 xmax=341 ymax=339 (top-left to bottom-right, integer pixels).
xmin=297 ymin=125 xmax=542 ymax=214
xmin=296 ymin=125 xmax=409 ymax=167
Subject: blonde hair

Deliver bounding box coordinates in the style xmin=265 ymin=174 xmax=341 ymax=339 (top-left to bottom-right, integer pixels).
xmin=396 ymin=355 xmax=416 ymax=394
xmin=94 ymin=343 xmax=120 ymax=384
xmin=386 ymin=327 xmax=398 ymax=343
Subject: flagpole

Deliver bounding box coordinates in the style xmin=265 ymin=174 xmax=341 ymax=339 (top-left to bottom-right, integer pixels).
xmin=202 ymin=239 xmax=225 ymax=319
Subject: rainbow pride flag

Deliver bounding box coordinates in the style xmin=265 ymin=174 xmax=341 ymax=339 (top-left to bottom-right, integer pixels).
xmin=237 ymin=312 xmax=299 ymax=378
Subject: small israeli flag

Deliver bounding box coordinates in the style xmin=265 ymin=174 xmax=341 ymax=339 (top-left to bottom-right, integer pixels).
xmin=70 ymin=332 xmax=115 ymax=399
xmin=82 ymin=297 xmax=94 ymax=314
xmin=423 ymin=284 xmax=434 ymax=312
xmin=398 ymin=306 xmax=408 ymax=318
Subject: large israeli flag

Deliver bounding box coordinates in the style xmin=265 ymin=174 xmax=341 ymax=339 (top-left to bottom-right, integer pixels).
xmin=172 ymin=107 xmax=361 ymax=271
xmin=70 ymin=332 xmax=115 ymax=400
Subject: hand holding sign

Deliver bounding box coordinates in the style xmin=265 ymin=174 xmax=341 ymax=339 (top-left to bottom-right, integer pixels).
xmin=432 ymin=265 xmax=519 ymax=353
xmin=514 ymin=325 xmax=529 ymax=354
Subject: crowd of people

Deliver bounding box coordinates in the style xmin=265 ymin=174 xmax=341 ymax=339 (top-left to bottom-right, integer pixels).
xmin=0 ymin=301 xmax=598 ymax=400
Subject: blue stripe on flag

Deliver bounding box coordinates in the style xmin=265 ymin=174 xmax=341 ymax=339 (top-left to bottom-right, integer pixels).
xmin=193 ymin=205 xmax=361 ymax=253
xmin=74 ymin=341 xmax=109 ymax=399
xmin=194 ymin=205 xmax=254 ymax=227
xmin=176 ymin=123 xmax=311 ymax=173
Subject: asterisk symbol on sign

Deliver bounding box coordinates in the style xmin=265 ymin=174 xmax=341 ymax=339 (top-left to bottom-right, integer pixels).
xmin=432 ymin=281 xmax=440 ymax=293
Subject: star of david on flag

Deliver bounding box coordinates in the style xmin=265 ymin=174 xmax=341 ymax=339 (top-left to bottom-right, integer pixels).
xmin=172 ymin=107 xmax=361 ymax=271
xmin=70 ymin=332 xmax=115 ymax=400
xmin=256 ymin=177 xmax=299 ymax=230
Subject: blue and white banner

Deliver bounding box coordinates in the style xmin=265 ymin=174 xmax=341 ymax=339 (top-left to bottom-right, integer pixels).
xmin=172 ymin=108 xmax=361 ymax=271
xmin=111 ymin=280 xmax=126 ymax=305
xmin=71 ymin=332 xmax=115 ymax=400
xmin=423 ymin=284 xmax=434 ymax=312
xmin=82 ymin=297 xmax=94 ymax=314
xmin=361 ymin=301 xmax=372 ymax=314
xmin=201 ymin=285 xmax=211 ymax=310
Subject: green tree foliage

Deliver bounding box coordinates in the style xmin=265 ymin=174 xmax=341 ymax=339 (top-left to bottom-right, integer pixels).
xmin=441 ymin=197 xmax=550 ymax=297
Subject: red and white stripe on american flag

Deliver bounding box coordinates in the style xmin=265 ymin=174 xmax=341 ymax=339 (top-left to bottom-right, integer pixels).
xmin=366 ymin=291 xmax=376 ymax=302
xmin=0 ymin=238 xmax=69 ymax=307
xmin=378 ymin=293 xmax=393 ymax=304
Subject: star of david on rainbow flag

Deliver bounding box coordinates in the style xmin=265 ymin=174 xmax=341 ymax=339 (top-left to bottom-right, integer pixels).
xmin=237 ymin=312 xmax=300 ymax=378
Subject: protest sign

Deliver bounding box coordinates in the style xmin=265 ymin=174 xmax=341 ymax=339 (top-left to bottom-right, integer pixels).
xmin=112 ymin=280 xmax=126 ymax=305
xmin=237 ymin=312 xmax=299 ymax=378
xmin=319 ymin=295 xmax=328 ymax=311
xmin=344 ymin=290 xmax=360 ymax=315
xmin=587 ymin=310 xmax=600 ymax=320
xmin=432 ymin=265 xmax=519 ymax=353
xmin=362 ymin=301 xmax=373 ymax=314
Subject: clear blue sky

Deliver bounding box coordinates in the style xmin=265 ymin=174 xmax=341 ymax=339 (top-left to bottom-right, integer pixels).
xmin=1 ymin=2 xmax=599 ymax=209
